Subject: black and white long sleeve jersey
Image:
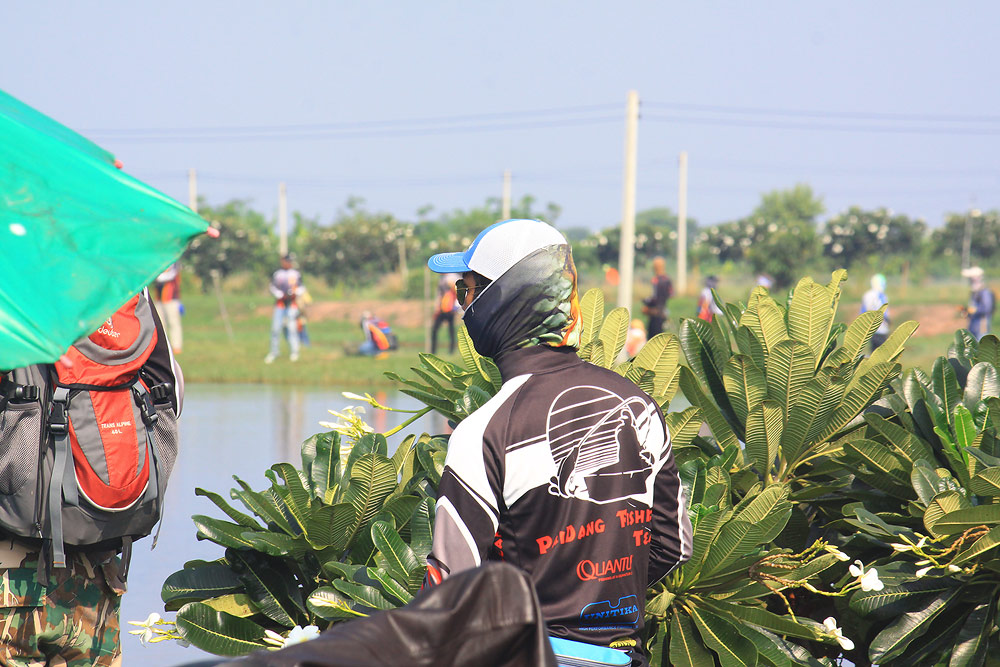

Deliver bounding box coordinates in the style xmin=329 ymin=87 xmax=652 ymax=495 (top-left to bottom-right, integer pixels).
xmin=426 ymin=345 xmax=692 ymax=648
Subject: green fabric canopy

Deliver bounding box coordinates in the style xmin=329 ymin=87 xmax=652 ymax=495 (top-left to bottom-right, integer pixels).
xmin=0 ymin=88 xmax=208 ymax=368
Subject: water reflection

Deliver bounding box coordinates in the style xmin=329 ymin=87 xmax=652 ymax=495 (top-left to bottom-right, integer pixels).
xmin=120 ymin=383 xmax=441 ymax=666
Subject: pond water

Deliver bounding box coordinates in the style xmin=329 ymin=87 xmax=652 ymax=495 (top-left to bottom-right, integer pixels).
xmin=121 ymin=383 xmax=445 ymax=666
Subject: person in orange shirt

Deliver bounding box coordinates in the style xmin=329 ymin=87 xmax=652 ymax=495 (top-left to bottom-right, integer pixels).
xmin=431 ymin=273 xmax=461 ymax=354
xmin=153 ymin=262 xmax=183 ymax=354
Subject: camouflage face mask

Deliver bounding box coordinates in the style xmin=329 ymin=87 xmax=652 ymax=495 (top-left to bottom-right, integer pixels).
xmin=462 ymin=244 xmax=581 ymax=360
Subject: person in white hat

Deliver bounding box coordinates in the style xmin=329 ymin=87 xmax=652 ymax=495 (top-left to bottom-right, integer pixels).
xmin=424 ymin=219 xmax=691 ymax=666
xmin=961 ymin=266 xmax=996 ymax=339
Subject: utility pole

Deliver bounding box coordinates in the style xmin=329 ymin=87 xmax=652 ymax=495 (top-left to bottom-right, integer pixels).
xmin=501 ymin=169 xmax=512 ymax=220
xmin=617 ymin=90 xmax=640 ymax=310
xmin=188 ymin=168 xmax=198 ymax=212
xmin=677 ymin=151 xmax=688 ymax=295
xmin=278 ymin=182 xmax=288 ymax=257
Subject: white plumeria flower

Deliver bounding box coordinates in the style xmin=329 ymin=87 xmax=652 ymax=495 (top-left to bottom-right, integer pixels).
xmin=848 ymin=560 xmax=884 ymax=591
xmin=263 ymin=628 xmax=287 ymax=650
xmin=948 ymin=564 xmax=962 ymax=573
xmin=284 ymin=625 xmax=321 ymax=646
xmin=890 ymin=542 xmax=913 ymax=552
xmin=916 ymin=566 xmax=933 ymax=578
xmin=823 ymin=544 xmax=850 ymax=561
xmin=127 ymin=612 xmax=162 ymax=645
xmin=822 ymin=617 xmax=855 ymax=651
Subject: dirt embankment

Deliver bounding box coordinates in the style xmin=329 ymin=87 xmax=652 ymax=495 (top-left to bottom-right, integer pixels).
xmin=259 ymin=300 xmax=427 ymax=328
xmin=261 ymin=299 xmax=967 ymax=337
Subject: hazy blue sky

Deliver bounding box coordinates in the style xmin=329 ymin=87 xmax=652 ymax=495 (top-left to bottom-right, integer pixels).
xmin=4 ymin=2 xmax=999 ymax=231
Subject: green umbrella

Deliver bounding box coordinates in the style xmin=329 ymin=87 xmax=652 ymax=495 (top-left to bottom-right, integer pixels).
xmin=0 ymin=88 xmax=209 ymax=368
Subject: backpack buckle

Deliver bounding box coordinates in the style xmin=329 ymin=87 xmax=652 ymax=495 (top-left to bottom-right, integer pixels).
xmin=48 ymin=400 xmax=68 ymax=434
xmin=136 ymin=388 xmax=159 ymax=426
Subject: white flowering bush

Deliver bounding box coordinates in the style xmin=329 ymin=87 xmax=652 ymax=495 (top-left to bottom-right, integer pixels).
xmin=821 ymin=206 xmax=925 ymax=269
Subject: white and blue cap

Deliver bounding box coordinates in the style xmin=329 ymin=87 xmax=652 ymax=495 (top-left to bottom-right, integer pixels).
xmin=426 ymin=218 xmax=568 ymax=280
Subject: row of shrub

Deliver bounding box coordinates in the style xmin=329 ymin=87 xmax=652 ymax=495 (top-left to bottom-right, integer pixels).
xmin=182 ymin=187 xmax=998 ymax=292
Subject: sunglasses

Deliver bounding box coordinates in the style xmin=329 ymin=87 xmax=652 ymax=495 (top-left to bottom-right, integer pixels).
xmin=456 ymin=276 xmax=492 ymax=304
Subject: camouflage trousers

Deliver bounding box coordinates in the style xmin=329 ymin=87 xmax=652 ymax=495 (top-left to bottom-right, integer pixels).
xmin=0 ymin=541 xmax=125 ymax=667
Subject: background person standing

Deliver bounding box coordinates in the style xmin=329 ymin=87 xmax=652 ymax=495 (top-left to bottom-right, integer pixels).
xmin=860 ymin=273 xmax=890 ymax=352
xmin=962 ymin=266 xmax=996 ymax=339
xmin=431 ymin=272 xmax=460 ymax=354
xmin=265 ymin=254 xmax=305 ymax=363
xmin=152 ymin=261 xmax=183 ymax=354
xmin=641 ymin=257 xmax=672 ymax=337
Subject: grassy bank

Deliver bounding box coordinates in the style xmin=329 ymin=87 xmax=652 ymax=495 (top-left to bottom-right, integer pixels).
xmin=172 ymin=277 xmax=972 ymax=388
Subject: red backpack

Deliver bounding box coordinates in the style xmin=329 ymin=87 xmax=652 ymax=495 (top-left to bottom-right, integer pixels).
xmin=0 ymin=293 xmax=180 ymax=572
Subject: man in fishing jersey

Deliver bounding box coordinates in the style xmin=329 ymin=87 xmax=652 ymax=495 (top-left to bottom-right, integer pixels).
xmin=424 ymin=219 xmax=692 ymax=666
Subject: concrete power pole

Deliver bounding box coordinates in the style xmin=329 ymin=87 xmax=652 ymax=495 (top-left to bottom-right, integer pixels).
xmin=278 ymin=182 xmax=288 ymax=257
xmin=188 ymin=168 xmax=198 ymax=212
xmin=617 ymin=90 xmax=640 ymax=310
xmin=501 ymin=169 xmax=512 ymax=220
xmin=677 ymin=151 xmax=688 ymax=295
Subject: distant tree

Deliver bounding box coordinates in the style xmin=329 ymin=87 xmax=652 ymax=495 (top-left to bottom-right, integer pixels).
xmin=822 ymin=207 xmax=926 ymax=268
xmin=695 ymin=184 xmax=823 ymax=289
xmin=296 ymin=198 xmax=416 ymax=287
xmin=573 ymin=207 xmax=698 ymax=272
xmin=183 ymin=199 xmax=277 ymax=290
xmin=930 ymin=209 xmax=1000 ymax=264
xmin=414 ymin=195 xmax=562 ymax=261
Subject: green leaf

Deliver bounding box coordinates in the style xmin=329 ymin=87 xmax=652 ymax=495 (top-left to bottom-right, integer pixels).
xmin=735 ymin=325 xmax=766 ymax=373
xmin=367 ymin=565 xmax=413 ymax=605
xmin=307 ymin=586 xmax=367 ymax=620
xmin=241 ymin=531 xmax=310 ymax=557
xmin=307 ymin=431 xmax=341 ymax=501
xmin=723 ymin=355 xmax=767 ymax=423
xmin=948 ymin=602 xmax=991 ymax=667
xmin=734 ymin=624 xmax=793 ymax=667
xmin=964 ymin=362 xmax=1000 ymax=413
xmin=869 ymin=320 xmax=920 ymax=366
xmin=817 ymin=362 xmax=899 ymax=443
xmin=192 ymin=515 xmax=258 ymax=550
xmin=766 ymin=339 xmax=815 ymax=420
xmin=230 ymin=479 xmax=296 ymax=536
xmin=664 ymin=407 xmax=703 ymax=451
xmin=700 ymin=598 xmax=823 ymax=642
xmin=598 ymin=306 xmax=629 ymax=368
xmin=680 ymin=366 xmax=739 ymax=450
xmin=332 ymin=578 xmax=395 ymax=611
xmin=849 ymin=577 xmax=955 ymax=619
xmin=680 ymin=318 xmax=735 ymax=425
xmin=840 ymin=309 xmax=885 ymax=362
xmin=970 ymin=467 xmax=1000 ymax=496
xmin=933 ymin=357 xmax=963 ymax=425
xmin=227 ymin=549 xmax=304 ymax=628
xmin=757 ymin=301 xmax=789 ymax=355
xmin=780 ymin=369 xmax=836 ymax=463
xmin=864 ymin=413 xmax=935 ymax=466
xmin=689 ymin=606 xmax=758 ymax=667
xmin=175 ymin=602 xmax=267 ymax=657
xmin=202 ymin=594 xmax=258 ymax=618
xmin=669 ymin=612 xmax=715 ymax=667
xmin=371 ymin=520 xmax=421 ymax=588
xmin=869 ymin=588 xmax=960 ymax=662
xmin=974 ymin=334 xmax=1000 ymax=367
xmin=195 ymin=488 xmax=264 ymax=530
xmin=932 ymin=504 xmax=1000 ymax=536
xmin=745 ymin=400 xmax=783 ymax=476
xmin=787 ymin=277 xmax=834 ymax=363
xmin=953 ymin=524 xmax=1000 ymax=565
xmin=842 ymin=439 xmax=912 ymax=493
xmin=269 ymin=462 xmax=313 ymax=536
xmin=579 ymin=287 xmax=604 ymax=346
xmin=161 ymin=562 xmax=243 ymax=611
xmin=343 ymin=453 xmax=398 ymax=543
xmin=634 ymin=333 xmax=681 ymax=398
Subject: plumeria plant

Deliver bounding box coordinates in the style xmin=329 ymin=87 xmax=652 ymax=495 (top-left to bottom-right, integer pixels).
xmin=145 ymin=279 xmax=1000 ymax=666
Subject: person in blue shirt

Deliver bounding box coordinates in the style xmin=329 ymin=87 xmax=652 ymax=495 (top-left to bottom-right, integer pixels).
xmin=859 ymin=274 xmax=890 ymax=353
xmin=962 ymin=266 xmax=996 ymax=340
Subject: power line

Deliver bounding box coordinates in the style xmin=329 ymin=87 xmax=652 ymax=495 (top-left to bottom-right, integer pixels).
xmin=643 ymin=101 xmax=1000 ymax=125
xmin=643 ymin=113 xmax=1000 ymax=136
